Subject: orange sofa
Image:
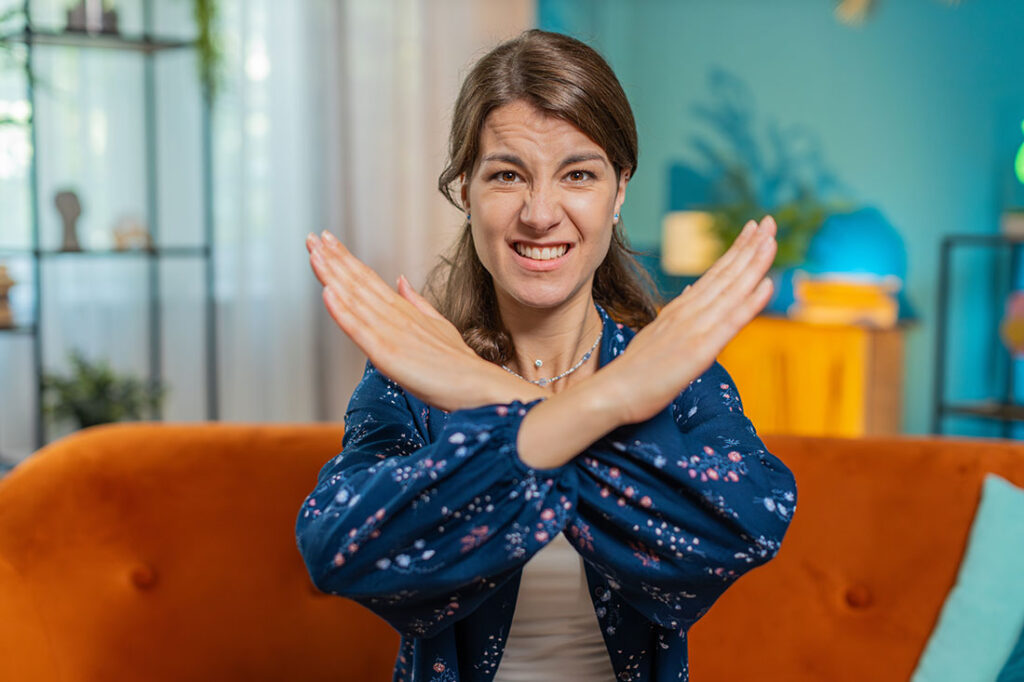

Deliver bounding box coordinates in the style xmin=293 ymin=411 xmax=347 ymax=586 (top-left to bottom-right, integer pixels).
xmin=1 ymin=422 xmax=1022 ymax=681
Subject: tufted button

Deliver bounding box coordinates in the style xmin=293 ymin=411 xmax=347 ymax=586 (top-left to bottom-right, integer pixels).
xmin=844 ymin=583 xmax=873 ymax=609
xmin=129 ymin=563 xmax=159 ymax=590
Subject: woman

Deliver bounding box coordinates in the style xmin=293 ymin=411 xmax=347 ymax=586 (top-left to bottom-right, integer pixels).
xmin=296 ymin=29 xmax=796 ymax=682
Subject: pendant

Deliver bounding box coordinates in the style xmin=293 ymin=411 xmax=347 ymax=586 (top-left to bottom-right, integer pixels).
xmin=534 ymin=359 xmax=543 ymax=368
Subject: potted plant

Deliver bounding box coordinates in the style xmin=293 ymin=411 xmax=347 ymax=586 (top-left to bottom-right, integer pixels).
xmin=683 ymin=70 xmax=852 ymax=312
xmin=42 ymin=349 xmax=167 ymax=429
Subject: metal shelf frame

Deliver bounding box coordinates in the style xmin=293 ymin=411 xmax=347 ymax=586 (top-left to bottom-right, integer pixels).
xmin=2 ymin=0 xmax=218 ymax=456
xmin=931 ymin=233 xmax=1023 ymax=436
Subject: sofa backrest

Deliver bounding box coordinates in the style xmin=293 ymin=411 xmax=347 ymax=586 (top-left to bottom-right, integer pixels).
xmin=2 ymin=424 xmax=1022 ymax=681
xmin=0 ymin=422 xmax=399 ymax=682
xmin=689 ymin=432 xmax=1024 ymax=681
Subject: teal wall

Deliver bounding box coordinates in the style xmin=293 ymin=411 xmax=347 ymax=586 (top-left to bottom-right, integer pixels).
xmin=540 ymin=0 xmax=1024 ymax=437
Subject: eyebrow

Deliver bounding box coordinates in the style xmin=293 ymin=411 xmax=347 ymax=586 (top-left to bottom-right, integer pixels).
xmin=480 ymin=152 xmax=607 ymax=169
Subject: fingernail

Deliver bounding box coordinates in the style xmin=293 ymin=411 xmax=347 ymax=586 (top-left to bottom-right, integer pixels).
xmin=741 ymin=221 xmax=755 ymax=235
xmin=321 ymin=230 xmax=337 ymax=244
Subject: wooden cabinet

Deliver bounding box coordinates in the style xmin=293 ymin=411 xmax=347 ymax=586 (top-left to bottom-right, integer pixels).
xmin=718 ymin=315 xmax=907 ymax=437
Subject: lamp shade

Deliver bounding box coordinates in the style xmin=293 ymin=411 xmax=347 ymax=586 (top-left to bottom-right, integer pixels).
xmin=661 ymin=211 xmax=721 ymax=276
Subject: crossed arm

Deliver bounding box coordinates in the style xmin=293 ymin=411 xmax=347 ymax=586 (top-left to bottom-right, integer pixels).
xmin=305 ymin=215 xmax=778 ymax=470
xmin=299 ymin=217 xmax=791 ymax=637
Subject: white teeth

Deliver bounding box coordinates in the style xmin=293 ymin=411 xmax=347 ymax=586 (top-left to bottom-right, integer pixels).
xmin=515 ymin=243 xmax=568 ymax=261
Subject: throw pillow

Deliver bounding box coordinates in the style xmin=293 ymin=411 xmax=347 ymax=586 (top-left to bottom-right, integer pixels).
xmin=997 ymin=618 xmax=1024 ymax=682
xmin=911 ymin=473 xmax=1024 ymax=682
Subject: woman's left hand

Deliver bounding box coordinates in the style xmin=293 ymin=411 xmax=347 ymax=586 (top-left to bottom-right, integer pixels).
xmin=306 ymin=231 xmax=542 ymax=411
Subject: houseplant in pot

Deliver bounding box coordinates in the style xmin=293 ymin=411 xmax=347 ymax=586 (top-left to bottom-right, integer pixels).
xmin=42 ymin=348 xmax=167 ymax=429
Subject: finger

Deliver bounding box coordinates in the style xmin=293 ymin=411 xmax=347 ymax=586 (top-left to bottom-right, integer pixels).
xmin=704 ymin=277 xmax=774 ymax=351
xmin=694 ymin=239 xmax=776 ymax=337
xmin=700 ymin=219 xmax=757 ymax=280
xmin=315 ymin=234 xmax=449 ymax=354
xmin=322 ymin=286 xmax=386 ymax=360
xmin=397 ymin=275 xmax=447 ymax=322
xmin=707 ymin=216 xmax=773 ymax=285
xmin=681 ymin=217 xmax=774 ymax=313
xmin=318 ymin=231 xmax=405 ymax=306
xmin=308 ymin=249 xmax=329 ymax=287
xmin=674 ymin=218 xmax=759 ymax=307
xmin=306 ymin=232 xmax=320 ymax=253
xmin=313 ymin=234 xmax=398 ymax=312
xmin=314 ymin=242 xmax=434 ymax=353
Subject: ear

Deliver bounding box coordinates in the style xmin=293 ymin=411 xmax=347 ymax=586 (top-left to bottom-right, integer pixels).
xmin=460 ymin=173 xmax=470 ymax=211
xmin=614 ymin=170 xmax=630 ymax=216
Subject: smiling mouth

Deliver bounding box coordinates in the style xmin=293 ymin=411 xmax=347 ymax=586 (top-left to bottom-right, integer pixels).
xmin=512 ymin=242 xmax=571 ymax=261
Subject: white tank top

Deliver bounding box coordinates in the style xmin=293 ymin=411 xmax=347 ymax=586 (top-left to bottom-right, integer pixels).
xmin=492 ymin=531 xmax=617 ymax=681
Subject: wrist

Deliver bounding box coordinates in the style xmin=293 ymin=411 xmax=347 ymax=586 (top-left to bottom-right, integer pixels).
xmin=514 ymin=370 xmax=625 ymax=470
xmin=469 ymin=363 xmax=549 ymax=408
xmin=572 ymin=364 xmax=629 ymax=431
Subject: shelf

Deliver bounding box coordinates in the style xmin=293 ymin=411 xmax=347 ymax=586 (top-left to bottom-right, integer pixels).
xmin=0 ymin=324 xmax=36 ymax=335
xmin=1 ymin=29 xmax=194 ymax=53
xmin=943 ymin=233 xmax=1024 ymax=247
xmin=6 ymin=0 xmax=219 ymax=453
xmin=0 ymin=246 xmax=210 ymax=258
xmin=940 ymin=401 xmax=1024 ymax=423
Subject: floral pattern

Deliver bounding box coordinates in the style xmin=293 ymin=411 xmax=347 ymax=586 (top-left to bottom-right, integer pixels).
xmin=295 ymin=303 xmax=797 ymax=681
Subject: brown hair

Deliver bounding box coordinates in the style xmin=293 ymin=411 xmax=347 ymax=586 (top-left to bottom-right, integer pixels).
xmin=426 ymin=29 xmax=662 ymax=364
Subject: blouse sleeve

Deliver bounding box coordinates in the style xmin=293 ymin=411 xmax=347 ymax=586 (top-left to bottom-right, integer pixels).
xmin=565 ymin=360 xmax=797 ymax=631
xmin=295 ymin=361 xmax=579 ymax=639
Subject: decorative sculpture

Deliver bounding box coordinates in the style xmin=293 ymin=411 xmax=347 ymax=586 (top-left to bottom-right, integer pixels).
xmin=55 ymin=190 xmax=83 ymax=252
xmin=113 ymin=216 xmax=153 ymax=251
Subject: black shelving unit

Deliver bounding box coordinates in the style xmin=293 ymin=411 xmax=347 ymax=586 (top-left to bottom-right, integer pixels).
xmin=0 ymin=1 xmax=218 ymax=458
xmin=931 ymin=233 xmax=1022 ymax=436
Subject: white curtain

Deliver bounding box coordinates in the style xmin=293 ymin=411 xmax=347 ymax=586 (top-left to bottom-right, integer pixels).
xmin=313 ymin=0 xmax=535 ymax=418
xmin=0 ymin=0 xmax=533 ymax=462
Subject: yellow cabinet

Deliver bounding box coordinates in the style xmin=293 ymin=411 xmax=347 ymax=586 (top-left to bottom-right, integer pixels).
xmin=718 ymin=315 xmax=907 ymax=437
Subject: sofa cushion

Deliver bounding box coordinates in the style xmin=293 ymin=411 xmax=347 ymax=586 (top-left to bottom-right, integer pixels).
xmin=911 ymin=473 xmax=1024 ymax=682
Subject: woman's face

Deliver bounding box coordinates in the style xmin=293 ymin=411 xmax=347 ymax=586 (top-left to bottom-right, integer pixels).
xmin=462 ymin=100 xmax=629 ymax=313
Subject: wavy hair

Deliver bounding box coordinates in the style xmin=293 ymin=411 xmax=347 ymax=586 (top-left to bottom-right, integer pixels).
xmin=425 ymin=29 xmax=662 ymax=364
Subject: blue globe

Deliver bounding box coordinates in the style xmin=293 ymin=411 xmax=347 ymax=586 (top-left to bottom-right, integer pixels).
xmin=804 ymin=207 xmax=907 ymax=281
xmin=766 ymin=207 xmax=915 ymax=320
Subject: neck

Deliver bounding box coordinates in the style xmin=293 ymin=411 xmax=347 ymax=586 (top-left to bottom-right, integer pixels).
xmin=495 ymin=287 xmax=603 ymax=393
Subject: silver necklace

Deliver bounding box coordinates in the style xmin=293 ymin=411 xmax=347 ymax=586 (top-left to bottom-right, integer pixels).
xmin=501 ymin=328 xmax=603 ymax=387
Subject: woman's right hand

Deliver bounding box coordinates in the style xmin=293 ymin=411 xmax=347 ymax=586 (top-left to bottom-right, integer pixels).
xmin=599 ymin=215 xmax=778 ymax=427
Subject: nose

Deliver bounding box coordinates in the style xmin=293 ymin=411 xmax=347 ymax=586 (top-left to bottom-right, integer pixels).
xmin=519 ymin=183 xmax=563 ymax=231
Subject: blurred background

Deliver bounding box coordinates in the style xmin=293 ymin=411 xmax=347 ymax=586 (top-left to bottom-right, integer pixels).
xmin=1 ymin=0 xmax=1023 ymax=469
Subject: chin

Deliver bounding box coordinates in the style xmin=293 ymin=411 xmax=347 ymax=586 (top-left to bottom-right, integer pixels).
xmin=504 ymin=281 xmax=589 ymax=312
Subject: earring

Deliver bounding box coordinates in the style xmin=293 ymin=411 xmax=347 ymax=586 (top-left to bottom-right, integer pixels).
xmin=613 ymin=212 xmax=620 ymax=224
xmin=466 ymin=212 xmax=471 ymax=223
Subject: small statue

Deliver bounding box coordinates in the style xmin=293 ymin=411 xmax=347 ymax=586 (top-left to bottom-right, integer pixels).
xmin=0 ymin=263 xmax=16 ymax=329
xmin=55 ymin=190 xmax=83 ymax=252
xmin=113 ymin=216 xmax=153 ymax=251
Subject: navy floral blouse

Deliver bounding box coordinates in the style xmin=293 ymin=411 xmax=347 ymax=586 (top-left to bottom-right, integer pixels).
xmin=295 ymin=303 xmax=797 ymax=681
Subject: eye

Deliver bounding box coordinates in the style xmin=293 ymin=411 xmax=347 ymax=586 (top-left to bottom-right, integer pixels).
xmin=493 ymin=170 xmax=519 ymax=183
xmin=566 ymin=169 xmax=595 ymax=183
